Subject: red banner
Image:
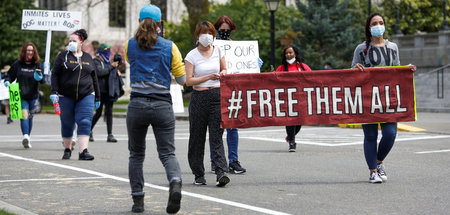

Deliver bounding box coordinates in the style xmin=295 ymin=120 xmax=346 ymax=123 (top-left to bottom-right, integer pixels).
xmin=220 ymin=67 xmax=416 ymax=128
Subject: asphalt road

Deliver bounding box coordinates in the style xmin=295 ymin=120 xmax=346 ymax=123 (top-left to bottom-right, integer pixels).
xmin=1 ymin=114 xmax=449 ymax=215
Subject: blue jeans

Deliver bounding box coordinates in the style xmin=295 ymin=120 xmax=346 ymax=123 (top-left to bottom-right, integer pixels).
xmin=20 ymin=98 xmax=38 ymax=135
xmin=59 ymin=94 xmax=94 ymax=138
xmin=127 ymin=97 xmax=181 ymax=196
xmin=210 ymin=128 xmax=239 ymax=163
xmin=362 ymin=123 xmax=397 ymax=170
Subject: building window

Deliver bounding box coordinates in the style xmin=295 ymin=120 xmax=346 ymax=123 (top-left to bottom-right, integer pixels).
xmin=109 ymin=0 xmax=126 ymax=27
xmin=39 ymin=0 xmax=67 ymax=10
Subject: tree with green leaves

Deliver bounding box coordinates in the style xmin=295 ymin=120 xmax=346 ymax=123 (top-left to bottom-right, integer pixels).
xmin=0 ymin=0 xmax=66 ymax=68
xmin=381 ymin=0 xmax=450 ymax=35
xmin=292 ymin=0 xmax=362 ymax=70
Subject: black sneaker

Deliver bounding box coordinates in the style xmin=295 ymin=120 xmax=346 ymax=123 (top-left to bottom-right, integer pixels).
xmin=166 ymin=181 xmax=182 ymax=214
xmin=107 ymin=134 xmax=117 ymax=142
xmin=289 ymin=142 xmax=296 ymax=152
xmin=193 ymin=175 xmax=206 ymax=185
xmin=7 ymin=116 xmax=13 ymax=124
xmin=216 ymin=172 xmax=230 ymax=187
xmin=62 ymin=148 xmax=72 ymax=159
xmin=211 ymin=162 xmax=216 ymax=174
xmin=131 ymin=195 xmax=144 ymax=213
xmin=79 ymin=149 xmax=95 ymax=160
xmin=89 ymin=132 xmax=94 ymax=142
xmin=229 ymin=160 xmax=246 ymax=174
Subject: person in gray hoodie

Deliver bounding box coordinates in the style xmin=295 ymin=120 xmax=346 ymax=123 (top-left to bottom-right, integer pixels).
xmin=352 ymin=13 xmax=416 ymax=184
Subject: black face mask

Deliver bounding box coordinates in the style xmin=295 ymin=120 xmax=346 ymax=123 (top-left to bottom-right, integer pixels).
xmin=217 ymin=29 xmax=231 ymax=40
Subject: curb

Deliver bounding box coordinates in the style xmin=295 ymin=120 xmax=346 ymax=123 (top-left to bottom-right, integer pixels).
xmin=0 ymin=200 xmax=38 ymax=215
xmin=338 ymin=123 xmax=426 ymax=132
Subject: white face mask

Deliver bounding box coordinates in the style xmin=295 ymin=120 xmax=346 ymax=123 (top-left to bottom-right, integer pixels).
xmin=68 ymin=42 xmax=78 ymax=52
xmin=198 ymin=34 xmax=214 ymax=47
xmin=286 ymin=58 xmax=296 ymax=64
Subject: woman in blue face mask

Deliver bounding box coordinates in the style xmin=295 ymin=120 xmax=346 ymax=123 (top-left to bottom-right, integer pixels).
xmin=351 ymin=13 xmax=416 ymax=184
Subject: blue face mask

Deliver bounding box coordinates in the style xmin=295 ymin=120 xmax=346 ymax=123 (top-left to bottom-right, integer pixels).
xmin=68 ymin=42 xmax=78 ymax=52
xmin=370 ymin=25 xmax=385 ymax=38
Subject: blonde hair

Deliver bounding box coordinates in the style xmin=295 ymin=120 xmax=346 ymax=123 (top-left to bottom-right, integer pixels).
xmin=134 ymin=18 xmax=158 ymax=49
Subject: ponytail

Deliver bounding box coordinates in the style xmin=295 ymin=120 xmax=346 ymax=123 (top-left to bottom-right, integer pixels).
xmin=134 ymin=18 xmax=159 ymax=50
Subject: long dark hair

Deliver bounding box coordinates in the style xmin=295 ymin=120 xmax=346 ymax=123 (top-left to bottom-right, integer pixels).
xmin=19 ymin=42 xmax=40 ymax=63
xmin=364 ymin=13 xmax=385 ymax=55
xmin=135 ymin=18 xmax=158 ymax=49
xmin=282 ymin=46 xmax=305 ymax=71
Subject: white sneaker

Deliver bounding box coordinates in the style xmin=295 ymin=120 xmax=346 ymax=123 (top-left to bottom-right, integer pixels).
xmin=22 ymin=134 xmax=31 ymax=149
xmin=377 ymin=164 xmax=387 ymax=182
xmin=369 ymin=172 xmax=382 ymax=183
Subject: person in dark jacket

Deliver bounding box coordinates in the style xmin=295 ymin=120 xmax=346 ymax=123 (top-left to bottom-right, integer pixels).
xmin=90 ymin=43 xmax=120 ymax=143
xmin=4 ymin=42 xmax=43 ymax=148
xmin=50 ymin=29 xmax=100 ymax=160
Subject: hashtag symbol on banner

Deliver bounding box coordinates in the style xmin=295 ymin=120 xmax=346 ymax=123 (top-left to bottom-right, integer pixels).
xmin=228 ymin=90 xmax=243 ymax=119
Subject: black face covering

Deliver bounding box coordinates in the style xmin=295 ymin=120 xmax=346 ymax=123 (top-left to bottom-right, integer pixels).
xmin=217 ymin=29 xmax=231 ymax=40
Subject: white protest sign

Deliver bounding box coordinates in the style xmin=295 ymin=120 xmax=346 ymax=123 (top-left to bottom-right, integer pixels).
xmin=0 ymin=80 xmax=9 ymax=100
xmin=21 ymin=10 xmax=82 ymax=31
xmin=170 ymin=84 xmax=184 ymax=113
xmin=214 ymin=40 xmax=260 ymax=74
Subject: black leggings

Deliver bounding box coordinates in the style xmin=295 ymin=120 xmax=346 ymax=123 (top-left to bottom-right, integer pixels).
xmin=91 ymin=97 xmax=114 ymax=135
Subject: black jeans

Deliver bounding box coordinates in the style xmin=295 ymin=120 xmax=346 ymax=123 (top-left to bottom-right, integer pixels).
xmin=127 ymin=97 xmax=182 ymax=196
xmin=188 ymin=88 xmax=227 ymax=176
xmin=286 ymin=125 xmax=302 ymax=143
xmin=91 ymin=95 xmax=114 ymax=135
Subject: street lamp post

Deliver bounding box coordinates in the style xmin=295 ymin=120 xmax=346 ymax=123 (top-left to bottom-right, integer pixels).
xmin=442 ymin=0 xmax=450 ymax=31
xmin=368 ymin=0 xmax=371 ymax=15
xmin=264 ymin=0 xmax=280 ymax=69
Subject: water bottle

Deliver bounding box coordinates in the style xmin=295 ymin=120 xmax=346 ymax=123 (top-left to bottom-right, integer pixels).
xmin=53 ymin=102 xmax=61 ymax=115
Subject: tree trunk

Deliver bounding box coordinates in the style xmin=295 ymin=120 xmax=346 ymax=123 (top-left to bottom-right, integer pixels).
xmin=182 ymin=0 xmax=209 ymax=42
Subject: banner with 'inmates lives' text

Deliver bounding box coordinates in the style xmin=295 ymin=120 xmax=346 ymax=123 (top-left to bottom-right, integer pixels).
xmin=220 ymin=67 xmax=416 ymax=128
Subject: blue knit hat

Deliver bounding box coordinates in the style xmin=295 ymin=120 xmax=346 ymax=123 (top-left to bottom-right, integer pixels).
xmin=139 ymin=4 xmax=161 ymax=22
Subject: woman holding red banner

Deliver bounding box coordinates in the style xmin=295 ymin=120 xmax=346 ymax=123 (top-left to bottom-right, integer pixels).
xmin=275 ymin=46 xmax=312 ymax=152
xmin=352 ymin=13 xmax=416 ymax=183
xmin=4 ymin=42 xmax=44 ymax=148
xmin=185 ymin=21 xmax=230 ymax=187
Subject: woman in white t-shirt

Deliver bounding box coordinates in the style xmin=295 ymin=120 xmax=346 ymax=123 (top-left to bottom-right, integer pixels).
xmin=184 ymin=21 xmax=230 ymax=187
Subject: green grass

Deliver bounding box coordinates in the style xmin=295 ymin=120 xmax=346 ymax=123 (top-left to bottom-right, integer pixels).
xmin=0 ymin=209 xmax=16 ymax=215
xmin=40 ymin=100 xmax=189 ymax=113
xmin=112 ymin=108 xmax=127 ymax=113
xmin=115 ymin=99 xmax=129 ymax=105
xmin=41 ymin=105 xmax=127 ymax=113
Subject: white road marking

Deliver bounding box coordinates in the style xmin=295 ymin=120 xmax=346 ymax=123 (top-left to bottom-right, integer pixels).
xmin=0 ymin=176 xmax=106 ymax=183
xmin=415 ymin=149 xmax=450 ymax=154
xmin=0 ymin=152 xmax=290 ymax=215
xmin=1 ymin=133 xmax=448 ymax=147
xmin=243 ymin=135 xmax=450 ymax=147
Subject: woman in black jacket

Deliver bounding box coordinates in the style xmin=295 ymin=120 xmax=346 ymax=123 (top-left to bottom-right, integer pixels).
xmin=50 ymin=29 xmax=100 ymax=160
xmin=90 ymin=43 xmax=119 ymax=143
xmin=5 ymin=42 xmax=43 ymax=148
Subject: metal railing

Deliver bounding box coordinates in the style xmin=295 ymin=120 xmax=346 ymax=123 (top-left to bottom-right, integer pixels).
xmin=420 ymin=64 xmax=450 ymax=99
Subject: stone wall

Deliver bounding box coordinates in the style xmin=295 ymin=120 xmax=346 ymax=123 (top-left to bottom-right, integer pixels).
xmin=392 ymin=31 xmax=450 ymax=112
